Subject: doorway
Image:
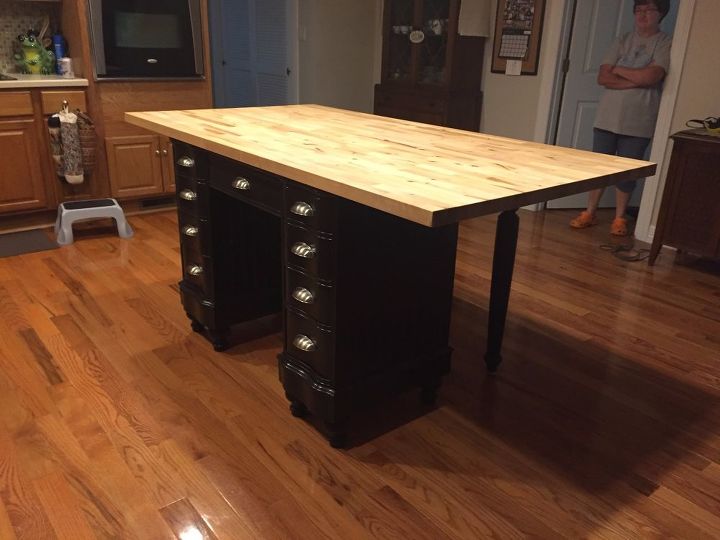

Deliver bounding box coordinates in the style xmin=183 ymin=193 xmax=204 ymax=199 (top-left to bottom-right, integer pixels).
xmin=209 ymin=0 xmax=299 ymax=108
xmin=546 ymin=0 xmax=679 ymax=210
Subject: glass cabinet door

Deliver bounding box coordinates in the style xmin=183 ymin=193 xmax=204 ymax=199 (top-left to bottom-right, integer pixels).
xmin=385 ymin=0 xmax=415 ymax=83
xmin=418 ymin=0 xmax=451 ymax=85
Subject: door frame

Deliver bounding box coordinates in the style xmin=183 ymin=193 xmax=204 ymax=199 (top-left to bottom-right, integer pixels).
xmin=537 ymin=0 xmax=696 ymax=243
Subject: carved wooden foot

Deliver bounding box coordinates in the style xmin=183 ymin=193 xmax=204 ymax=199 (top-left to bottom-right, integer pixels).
xmin=209 ymin=329 xmax=229 ymax=352
xmin=189 ymin=318 xmax=204 ymax=333
xmin=289 ymin=400 xmax=308 ymax=418
xmin=325 ymin=421 xmax=347 ymax=449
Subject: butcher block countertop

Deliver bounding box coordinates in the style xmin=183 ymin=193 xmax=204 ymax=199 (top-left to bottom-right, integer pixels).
xmin=126 ymin=105 xmax=656 ymax=227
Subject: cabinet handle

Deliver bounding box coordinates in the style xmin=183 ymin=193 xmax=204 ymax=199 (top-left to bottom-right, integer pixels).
xmin=290 ymin=242 xmax=316 ymax=259
xmin=290 ymin=201 xmax=315 ymax=217
xmin=187 ymin=265 xmax=203 ymax=276
xmin=155 ymin=150 xmax=160 ymax=156
xmin=231 ymin=177 xmax=251 ymax=190
xmin=162 ymin=149 xmax=168 ymax=156
xmin=292 ymin=287 xmax=314 ymax=304
xmin=177 ymin=156 xmax=195 ymax=168
xmin=292 ymin=334 xmax=317 ymax=352
xmin=182 ymin=225 xmax=199 ymax=237
xmin=179 ymin=189 xmax=197 ymax=201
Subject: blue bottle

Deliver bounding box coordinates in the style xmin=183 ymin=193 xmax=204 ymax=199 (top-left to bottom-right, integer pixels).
xmin=52 ymin=34 xmax=65 ymax=74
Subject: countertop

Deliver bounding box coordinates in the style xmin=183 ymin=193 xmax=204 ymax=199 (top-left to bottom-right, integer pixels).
xmin=126 ymin=105 xmax=656 ymax=227
xmin=0 ymin=74 xmax=89 ymax=89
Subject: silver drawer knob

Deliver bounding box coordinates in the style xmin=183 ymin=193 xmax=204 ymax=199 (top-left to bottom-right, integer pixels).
xmin=292 ymin=287 xmax=314 ymax=304
xmin=290 ymin=201 xmax=314 ymax=217
xmin=232 ymin=177 xmax=251 ymax=190
xmin=187 ymin=265 xmax=203 ymax=276
xmin=182 ymin=225 xmax=199 ymax=237
xmin=177 ymin=156 xmax=195 ymax=168
xmin=290 ymin=242 xmax=316 ymax=259
xmin=179 ymin=189 xmax=197 ymax=201
xmin=292 ymin=334 xmax=317 ymax=352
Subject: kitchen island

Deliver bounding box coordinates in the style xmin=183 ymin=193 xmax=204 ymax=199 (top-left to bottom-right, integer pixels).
xmin=126 ymin=105 xmax=655 ymax=447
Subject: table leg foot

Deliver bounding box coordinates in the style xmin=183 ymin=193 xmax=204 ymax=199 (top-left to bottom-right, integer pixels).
xmin=189 ymin=318 xmax=204 ymax=333
xmin=289 ymin=400 xmax=308 ymax=418
xmin=209 ymin=329 xmax=229 ymax=352
xmin=484 ymin=353 xmax=502 ymax=374
xmin=325 ymin=421 xmax=347 ymax=449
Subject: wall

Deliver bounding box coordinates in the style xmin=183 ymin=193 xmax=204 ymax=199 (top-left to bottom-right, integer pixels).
xmin=298 ymin=0 xmax=380 ymax=113
xmin=0 ymin=1 xmax=61 ymax=73
xmin=650 ymin=0 xmax=720 ymax=225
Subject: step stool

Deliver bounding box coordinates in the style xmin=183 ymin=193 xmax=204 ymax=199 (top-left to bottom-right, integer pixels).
xmin=55 ymin=198 xmax=134 ymax=245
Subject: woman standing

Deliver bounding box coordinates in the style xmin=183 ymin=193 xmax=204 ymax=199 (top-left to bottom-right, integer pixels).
xmin=570 ymin=0 xmax=672 ymax=236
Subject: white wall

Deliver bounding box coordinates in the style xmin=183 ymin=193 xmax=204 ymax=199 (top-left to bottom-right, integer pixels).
xmin=298 ymin=0 xmax=380 ymax=112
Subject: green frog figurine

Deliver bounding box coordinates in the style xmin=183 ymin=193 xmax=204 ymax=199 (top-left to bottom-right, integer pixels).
xmin=14 ymin=30 xmax=55 ymax=75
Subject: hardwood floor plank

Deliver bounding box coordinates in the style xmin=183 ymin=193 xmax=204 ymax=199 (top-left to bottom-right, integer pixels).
xmin=0 ymin=498 xmax=16 ymax=540
xmin=32 ymin=471 xmax=98 ymax=540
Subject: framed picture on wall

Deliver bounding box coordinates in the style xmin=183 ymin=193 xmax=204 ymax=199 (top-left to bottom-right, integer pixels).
xmin=491 ymin=0 xmax=546 ymax=75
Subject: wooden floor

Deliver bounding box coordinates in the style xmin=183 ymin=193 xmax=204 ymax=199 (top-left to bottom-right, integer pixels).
xmin=0 ymin=209 xmax=718 ymax=539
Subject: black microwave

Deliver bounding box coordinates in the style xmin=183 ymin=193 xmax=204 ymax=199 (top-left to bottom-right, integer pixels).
xmin=88 ymin=0 xmax=204 ymax=79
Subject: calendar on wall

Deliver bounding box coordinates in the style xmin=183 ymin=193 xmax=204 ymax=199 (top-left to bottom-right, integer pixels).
xmin=491 ymin=0 xmax=546 ymax=75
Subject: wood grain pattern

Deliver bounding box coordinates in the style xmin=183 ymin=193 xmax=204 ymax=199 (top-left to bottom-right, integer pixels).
xmin=0 ymin=92 xmax=33 ymax=117
xmin=126 ymin=105 xmax=656 ymax=226
xmin=0 ymin=209 xmax=718 ymax=538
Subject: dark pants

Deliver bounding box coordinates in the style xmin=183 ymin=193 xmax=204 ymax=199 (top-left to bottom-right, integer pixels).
xmin=593 ymin=128 xmax=651 ymax=193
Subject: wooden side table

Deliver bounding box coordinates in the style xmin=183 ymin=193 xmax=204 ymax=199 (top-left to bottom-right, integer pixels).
xmin=649 ymin=130 xmax=720 ymax=265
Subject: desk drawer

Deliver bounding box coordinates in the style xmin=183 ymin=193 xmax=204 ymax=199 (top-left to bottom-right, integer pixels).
xmin=40 ymin=90 xmax=87 ymax=115
xmin=285 ymin=308 xmax=335 ymax=379
xmin=182 ymin=254 xmax=214 ymax=297
xmin=176 ymin=175 xmax=208 ymax=217
xmin=286 ymin=267 xmax=335 ymax=325
xmin=210 ymin=155 xmax=283 ymax=213
xmin=285 ymin=182 xmax=338 ymax=232
xmin=178 ymin=211 xmax=210 ymax=255
xmin=285 ymin=223 xmax=336 ymax=281
xmin=173 ymin=141 xmax=209 ymax=179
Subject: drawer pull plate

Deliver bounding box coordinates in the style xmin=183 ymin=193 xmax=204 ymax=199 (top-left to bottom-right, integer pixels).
xmin=179 ymin=189 xmax=197 ymax=201
xmin=290 ymin=201 xmax=314 ymax=217
xmin=177 ymin=156 xmax=195 ymax=168
xmin=187 ymin=265 xmax=204 ymax=276
xmin=290 ymin=242 xmax=316 ymax=259
xmin=232 ymin=177 xmax=251 ymax=190
xmin=182 ymin=225 xmax=199 ymax=237
xmin=292 ymin=334 xmax=317 ymax=352
xmin=292 ymin=287 xmax=314 ymax=304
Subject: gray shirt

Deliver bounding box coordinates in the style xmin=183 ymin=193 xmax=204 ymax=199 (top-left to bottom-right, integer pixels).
xmin=594 ymin=31 xmax=672 ymax=138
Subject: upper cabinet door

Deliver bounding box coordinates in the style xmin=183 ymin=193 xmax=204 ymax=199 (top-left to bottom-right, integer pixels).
xmin=383 ymin=0 xmax=417 ymax=84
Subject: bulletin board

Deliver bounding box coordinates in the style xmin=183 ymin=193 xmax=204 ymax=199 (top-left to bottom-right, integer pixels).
xmin=491 ymin=0 xmax=546 ymax=75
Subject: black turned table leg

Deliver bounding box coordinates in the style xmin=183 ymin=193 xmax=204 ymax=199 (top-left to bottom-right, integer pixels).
xmin=484 ymin=209 xmax=519 ymax=373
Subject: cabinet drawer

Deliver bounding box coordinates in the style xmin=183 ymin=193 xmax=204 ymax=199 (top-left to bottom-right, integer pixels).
xmin=173 ymin=141 xmax=209 ymax=179
xmin=285 ymin=308 xmax=335 ymax=379
xmin=285 ymin=182 xmax=338 ymax=232
xmin=210 ymin=155 xmax=283 ymax=214
xmin=40 ymin=90 xmax=87 ymax=115
xmin=176 ymin=175 xmax=208 ymax=217
xmin=182 ymin=254 xmax=214 ymax=297
xmin=0 ymin=92 xmax=33 ymax=117
xmin=179 ymin=282 xmax=217 ymax=329
xmin=178 ymin=211 xmax=210 ymax=255
xmin=285 ymin=223 xmax=336 ymax=281
xmin=286 ymin=267 xmax=335 ymax=325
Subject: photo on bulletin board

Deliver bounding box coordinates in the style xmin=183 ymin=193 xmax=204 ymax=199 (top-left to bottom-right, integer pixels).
xmin=491 ymin=0 xmax=546 ymax=75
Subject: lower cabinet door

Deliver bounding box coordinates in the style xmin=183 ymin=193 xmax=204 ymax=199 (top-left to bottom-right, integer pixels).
xmin=0 ymin=119 xmax=49 ymax=213
xmin=106 ymin=134 xmax=165 ymax=198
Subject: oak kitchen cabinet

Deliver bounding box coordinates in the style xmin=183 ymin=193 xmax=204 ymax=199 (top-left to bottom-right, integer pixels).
xmin=0 ymin=92 xmax=51 ymax=214
xmin=106 ymin=134 xmax=176 ymax=198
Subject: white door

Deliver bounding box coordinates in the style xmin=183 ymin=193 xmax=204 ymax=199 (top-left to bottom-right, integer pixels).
xmin=210 ymin=0 xmax=298 ymax=108
xmin=546 ymin=0 xmax=677 ymax=210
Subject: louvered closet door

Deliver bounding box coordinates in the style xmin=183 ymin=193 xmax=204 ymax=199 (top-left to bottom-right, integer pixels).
xmin=211 ymin=0 xmax=291 ymax=107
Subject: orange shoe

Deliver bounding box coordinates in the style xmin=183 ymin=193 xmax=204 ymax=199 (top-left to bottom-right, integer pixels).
xmin=610 ymin=217 xmax=629 ymax=237
xmin=570 ymin=211 xmax=596 ymax=229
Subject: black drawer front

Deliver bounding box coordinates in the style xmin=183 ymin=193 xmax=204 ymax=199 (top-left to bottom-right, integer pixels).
xmin=179 ymin=282 xmax=217 ymax=329
xmin=182 ymin=254 xmax=213 ymax=297
xmin=176 ymin=175 xmax=208 ymax=217
xmin=285 ymin=182 xmax=338 ymax=232
xmin=286 ymin=267 xmax=335 ymax=325
xmin=177 ymin=211 xmax=210 ymax=256
xmin=285 ymin=308 xmax=335 ymax=379
xmin=210 ymin=155 xmax=283 ymax=214
xmin=172 ymin=141 xmax=209 ymax=179
xmin=285 ymin=223 xmax=336 ymax=280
